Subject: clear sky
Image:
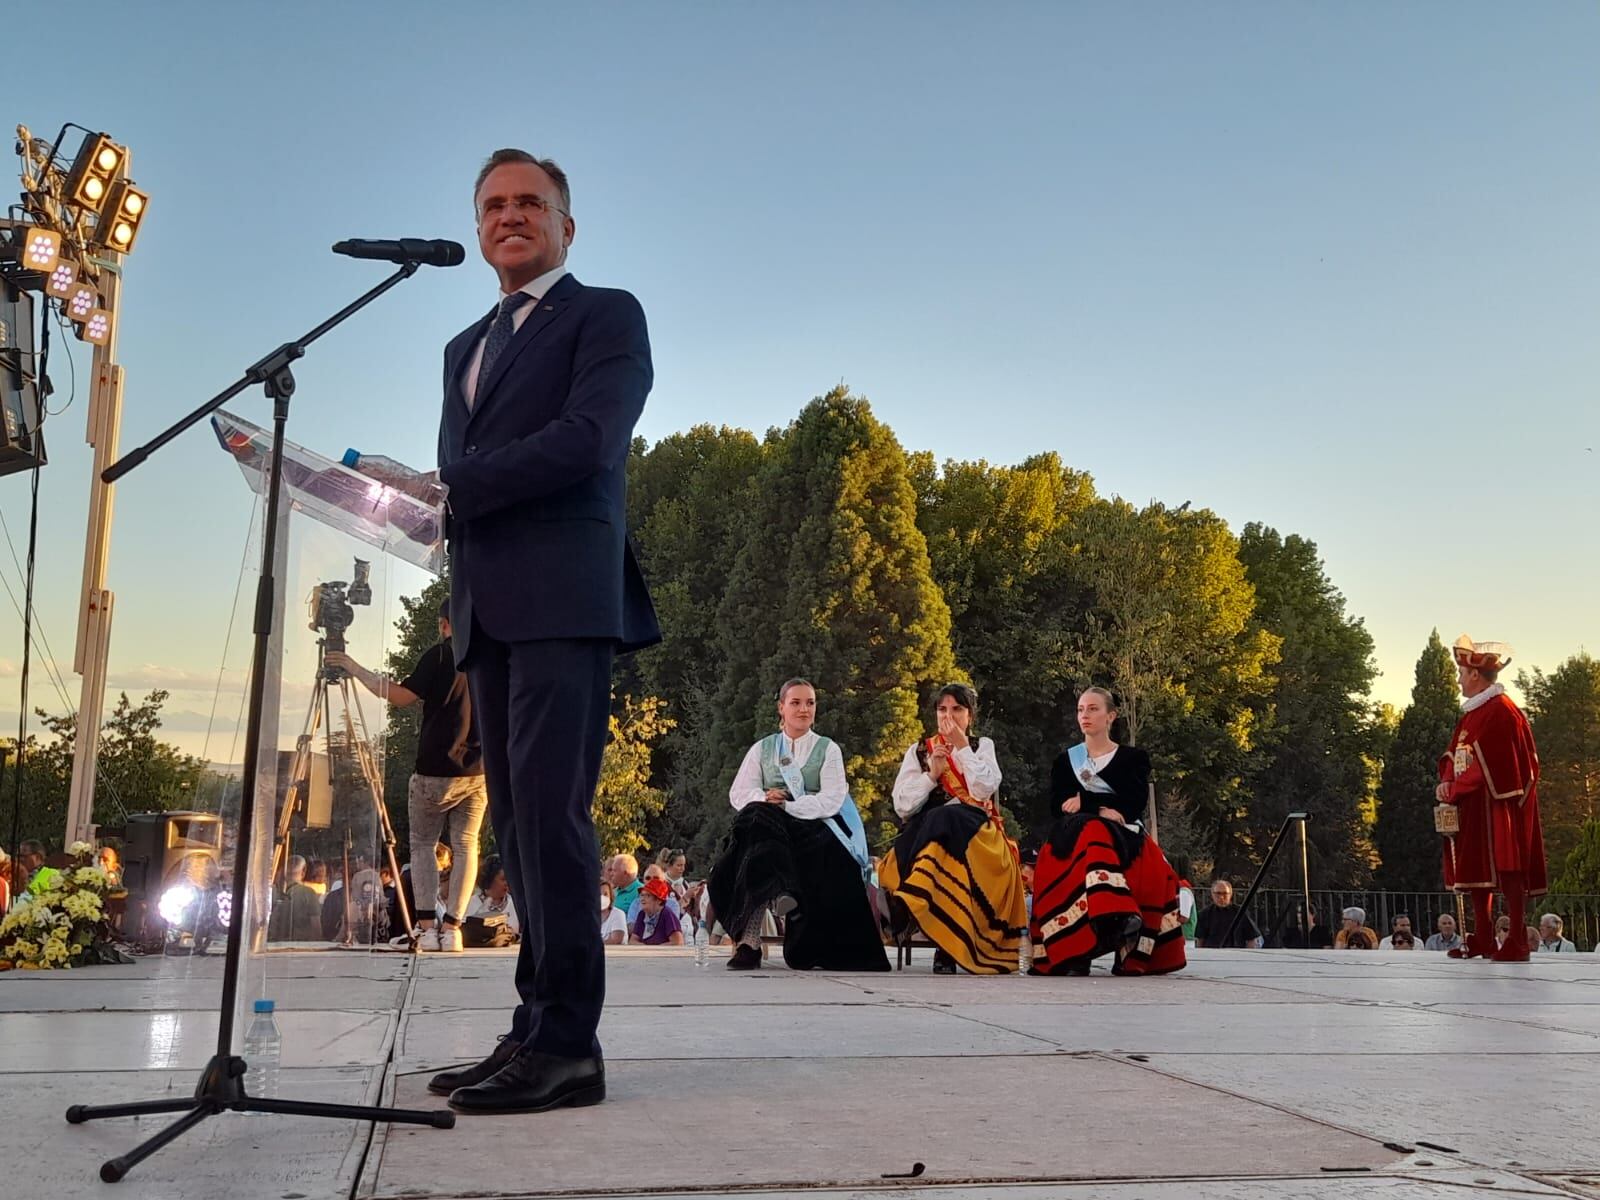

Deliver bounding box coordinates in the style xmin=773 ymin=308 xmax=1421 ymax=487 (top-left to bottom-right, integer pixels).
xmin=1 ymin=2 xmax=1596 ymax=766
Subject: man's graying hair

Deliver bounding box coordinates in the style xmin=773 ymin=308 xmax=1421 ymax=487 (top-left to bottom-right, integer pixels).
xmin=474 ymin=149 xmax=571 ymax=215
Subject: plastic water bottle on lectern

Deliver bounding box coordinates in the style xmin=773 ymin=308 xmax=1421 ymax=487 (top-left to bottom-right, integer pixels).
xmin=342 ymin=449 xmax=443 ymax=505
xmin=244 ymin=998 xmax=282 ymax=1099
xmin=342 ymin=448 xmax=410 ymax=478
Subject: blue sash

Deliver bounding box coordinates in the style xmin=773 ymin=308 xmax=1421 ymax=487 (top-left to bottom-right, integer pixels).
xmin=1067 ymin=742 xmax=1117 ymax=795
xmin=761 ymin=734 xmax=872 ymax=881
xmin=830 ymin=794 xmax=873 ymax=883
xmin=1068 ymin=743 xmax=1142 ymax=830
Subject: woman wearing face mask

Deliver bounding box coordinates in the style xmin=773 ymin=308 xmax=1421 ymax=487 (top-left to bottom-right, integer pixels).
xmin=1031 ymin=687 xmax=1186 ymax=976
xmin=599 ymin=880 xmax=628 ymax=946
xmin=879 ymin=683 xmax=1026 ymax=974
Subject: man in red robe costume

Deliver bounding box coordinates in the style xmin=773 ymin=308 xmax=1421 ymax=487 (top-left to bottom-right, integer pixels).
xmin=1436 ymin=635 xmax=1546 ymax=963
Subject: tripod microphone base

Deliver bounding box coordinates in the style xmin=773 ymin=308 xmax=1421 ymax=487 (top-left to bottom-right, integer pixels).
xmin=65 ymin=1052 xmax=455 ymax=1183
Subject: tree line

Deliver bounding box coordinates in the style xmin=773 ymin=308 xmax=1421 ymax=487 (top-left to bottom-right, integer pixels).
xmin=3 ymin=690 xmax=214 ymax=848
xmin=611 ymin=386 xmax=1600 ymax=892
xmin=12 ymin=386 xmax=1598 ymax=900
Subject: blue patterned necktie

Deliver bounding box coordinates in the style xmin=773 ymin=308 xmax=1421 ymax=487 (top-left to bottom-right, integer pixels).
xmin=472 ymin=291 xmax=535 ymax=407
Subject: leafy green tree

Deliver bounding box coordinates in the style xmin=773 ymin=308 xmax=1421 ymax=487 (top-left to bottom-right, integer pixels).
xmin=622 ymin=425 xmax=766 ymax=847
xmin=1372 ymin=631 xmax=1459 ymax=891
xmin=1552 ymin=819 xmax=1600 ymax=895
xmin=593 ymin=696 xmax=674 ymax=859
xmin=1068 ymin=500 xmax=1279 ymax=873
xmin=95 ymin=690 xmax=210 ymax=814
xmin=2 ymin=725 xmax=68 ymax=851
xmin=688 ymin=388 xmax=955 ymax=855
xmin=1518 ymin=653 xmax=1600 ymax=867
xmin=1238 ymin=524 xmax=1379 ymax=886
xmin=2 ymin=691 xmax=207 ymax=851
xmin=913 ymin=452 xmax=1094 ymax=836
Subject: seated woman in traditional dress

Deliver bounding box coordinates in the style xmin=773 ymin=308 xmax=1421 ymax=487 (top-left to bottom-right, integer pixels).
xmin=879 ymin=684 xmax=1026 ymax=974
xmin=706 ymin=679 xmax=889 ymax=973
xmin=1032 ymin=687 xmax=1186 ymax=976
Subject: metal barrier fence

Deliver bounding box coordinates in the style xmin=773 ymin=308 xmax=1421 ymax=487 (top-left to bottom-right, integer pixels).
xmin=1237 ymin=887 xmax=1600 ymax=952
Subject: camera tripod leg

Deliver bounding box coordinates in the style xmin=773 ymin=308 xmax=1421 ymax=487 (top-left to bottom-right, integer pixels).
xmin=266 ymin=678 xmax=332 ymax=893
xmin=338 ymin=678 xmax=419 ymax=950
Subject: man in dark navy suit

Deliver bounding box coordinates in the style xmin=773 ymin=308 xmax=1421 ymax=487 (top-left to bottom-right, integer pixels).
xmin=426 ymin=149 xmax=660 ymax=1114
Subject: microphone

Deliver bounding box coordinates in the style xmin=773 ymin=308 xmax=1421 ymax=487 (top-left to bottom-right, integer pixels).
xmin=331 ymin=238 xmax=465 ymax=267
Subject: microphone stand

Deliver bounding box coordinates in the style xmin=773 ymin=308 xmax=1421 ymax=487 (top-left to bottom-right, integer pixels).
xmin=64 ymin=259 xmax=455 ymax=1183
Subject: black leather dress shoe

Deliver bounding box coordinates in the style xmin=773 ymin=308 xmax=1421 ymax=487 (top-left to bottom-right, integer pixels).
xmin=428 ymin=1037 xmax=520 ymax=1096
xmin=448 ymin=1050 xmax=605 ymax=1114
xmin=931 ymin=950 xmax=958 ymax=974
xmin=727 ymin=943 xmax=762 ymax=970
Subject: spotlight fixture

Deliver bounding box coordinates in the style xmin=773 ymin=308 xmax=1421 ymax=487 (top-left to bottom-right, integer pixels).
xmin=62 ymin=132 xmax=125 ymax=213
xmin=44 ymin=259 xmax=78 ymax=298
xmin=94 ymin=179 xmax=149 ymax=254
xmin=79 ymin=307 xmax=112 ymax=346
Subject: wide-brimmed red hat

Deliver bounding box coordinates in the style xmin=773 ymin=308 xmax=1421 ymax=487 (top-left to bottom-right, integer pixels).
xmin=1453 ymin=634 xmax=1512 ymax=672
xmin=641 ymin=877 xmax=671 ymax=903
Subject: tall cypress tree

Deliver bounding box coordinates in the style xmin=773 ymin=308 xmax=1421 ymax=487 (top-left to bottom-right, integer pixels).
xmin=1373 ymin=631 xmax=1459 ymax=891
xmin=1238 ymin=525 xmax=1379 ymax=887
xmin=622 ymin=425 xmax=767 ymax=852
xmin=693 ymin=388 xmax=955 ymax=854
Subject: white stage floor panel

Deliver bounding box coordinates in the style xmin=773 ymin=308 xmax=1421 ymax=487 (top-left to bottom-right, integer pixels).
xmin=2 ymin=944 xmax=1596 ymax=1198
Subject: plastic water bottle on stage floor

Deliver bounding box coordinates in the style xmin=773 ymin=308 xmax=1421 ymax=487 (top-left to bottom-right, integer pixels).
xmin=1017 ymin=927 xmax=1032 ymax=978
xmin=694 ymin=921 xmax=710 ymax=968
xmin=244 ymin=999 xmax=282 ymax=1100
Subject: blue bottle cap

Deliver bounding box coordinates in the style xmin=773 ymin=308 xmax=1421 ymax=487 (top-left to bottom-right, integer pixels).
xmin=341 ymin=448 xmax=361 ymax=468
xmin=253 ymin=999 xmax=275 ymax=1013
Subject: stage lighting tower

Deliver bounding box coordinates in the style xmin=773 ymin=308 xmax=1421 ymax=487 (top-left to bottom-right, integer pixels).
xmin=8 ymin=123 xmax=151 ymax=844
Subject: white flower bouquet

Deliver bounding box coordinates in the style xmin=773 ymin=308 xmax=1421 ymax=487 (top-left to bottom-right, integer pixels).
xmin=1 ymin=842 xmax=127 ymax=970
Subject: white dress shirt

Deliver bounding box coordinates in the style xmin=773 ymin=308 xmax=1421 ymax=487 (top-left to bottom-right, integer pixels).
xmin=890 ymin=737 xmax=1002 ymax=819
xmin=462 ymin=263 xmax=570 ymax=406
xmin=728 ymin=730 xmax=848 ymax=820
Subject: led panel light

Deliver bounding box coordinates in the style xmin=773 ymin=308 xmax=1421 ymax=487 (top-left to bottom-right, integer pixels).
xmin=79 ymin=308 xmax=112 ymax=346
xmin=22 ymin=228 xmax=62 ymax=272
xmin=63 ymin=282 xmax=98 ymax=321
xmin=45 ymin=260 xmax=78 ymax=297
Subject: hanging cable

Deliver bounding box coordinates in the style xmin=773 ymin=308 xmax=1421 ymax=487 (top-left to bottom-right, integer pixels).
xmin=45 ymin=306 xmax=77 ymax=417
xmin=200 ymin=499 xmax=261 ymax=811
xmin=8 ymin=305 xmax=49 ymax=863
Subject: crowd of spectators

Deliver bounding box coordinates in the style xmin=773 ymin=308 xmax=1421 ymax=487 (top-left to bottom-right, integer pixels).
xmin=1184 ymin=880 xmax=1595 ymax=956
xmin=5 ymin=832 xmax=1599 ymax=962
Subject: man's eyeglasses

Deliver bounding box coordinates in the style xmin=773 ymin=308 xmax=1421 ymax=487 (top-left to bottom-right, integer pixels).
xmin=478 ymin=195 xmax=568 ymax=220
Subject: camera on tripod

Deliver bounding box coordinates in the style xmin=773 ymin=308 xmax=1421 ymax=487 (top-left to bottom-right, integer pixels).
xmin=307 ymin=557 xmax=372 ymax=679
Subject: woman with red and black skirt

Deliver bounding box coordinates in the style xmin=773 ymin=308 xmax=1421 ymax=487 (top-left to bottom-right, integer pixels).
xmin=1030 ymin=687 xmax=1186 ymax=976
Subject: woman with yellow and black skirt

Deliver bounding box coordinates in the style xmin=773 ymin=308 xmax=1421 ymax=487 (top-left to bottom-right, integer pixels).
xmin=878 ymin=684 xmax=1026 ymax=974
